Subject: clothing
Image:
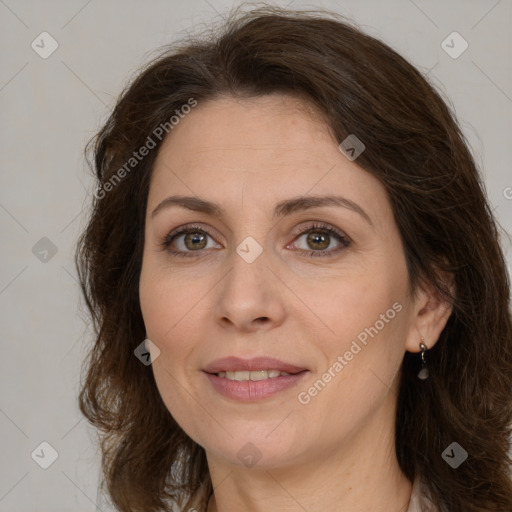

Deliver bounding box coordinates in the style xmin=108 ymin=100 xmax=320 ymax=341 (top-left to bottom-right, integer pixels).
xmin=180 ymin=475 xmax=438 ymax=511
xmin=406 ymin=477 xmax=438 ymax=512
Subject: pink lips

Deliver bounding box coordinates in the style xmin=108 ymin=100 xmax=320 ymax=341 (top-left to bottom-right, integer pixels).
xmin=202 ymin=356 xmax=309 ymax=402
xmin=203 ymin=356 xmax=307 ymax=374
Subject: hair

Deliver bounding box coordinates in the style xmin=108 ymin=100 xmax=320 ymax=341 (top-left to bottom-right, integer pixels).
xmin=76 ymin=4 xmax=512 ymax=512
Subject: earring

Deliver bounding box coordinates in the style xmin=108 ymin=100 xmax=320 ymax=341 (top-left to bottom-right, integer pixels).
xmin=417 ymin=338 xmax=429 ymax=380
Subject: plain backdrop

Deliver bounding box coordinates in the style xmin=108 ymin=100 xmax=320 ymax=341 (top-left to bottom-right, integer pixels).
xmin=1 ymin=1 xmax=511 ymax=510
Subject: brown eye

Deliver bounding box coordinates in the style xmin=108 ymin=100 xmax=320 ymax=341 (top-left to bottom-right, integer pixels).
xmin=291 ymin=223 xmax=351 ymax=258
xmin=161 ymin=225 xmax=221 ymax=257
xmin=306 ymin=232 xmax=330 ymax=250
xmin=183 ymin=231 xmax=208 ymax=251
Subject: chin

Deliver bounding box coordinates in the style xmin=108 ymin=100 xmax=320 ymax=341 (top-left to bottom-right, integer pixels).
xmin=196 ymin=423 xmax=310 ymax=470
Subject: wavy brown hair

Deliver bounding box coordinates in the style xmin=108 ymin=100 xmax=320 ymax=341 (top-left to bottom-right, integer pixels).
xmin=76 ymin=5 xmax=512 ymax=511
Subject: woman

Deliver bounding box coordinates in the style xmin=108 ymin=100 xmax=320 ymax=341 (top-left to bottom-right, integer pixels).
xmin=76 ymin=5 xmax=512 ymax=512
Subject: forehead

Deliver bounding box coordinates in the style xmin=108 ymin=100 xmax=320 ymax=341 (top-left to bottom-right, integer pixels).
xmin=159 ymin=93 xmax=332 ymax=159
xmin=148 ymin=94 xmax=390 ymax=229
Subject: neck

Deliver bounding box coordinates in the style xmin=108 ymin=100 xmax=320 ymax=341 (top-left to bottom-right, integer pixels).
xmin=205 ymin=395 xmax=412 ymax=512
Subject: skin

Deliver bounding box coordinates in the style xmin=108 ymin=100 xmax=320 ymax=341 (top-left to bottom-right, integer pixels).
xmin=139 ymin=94 xmax=453 ymax=512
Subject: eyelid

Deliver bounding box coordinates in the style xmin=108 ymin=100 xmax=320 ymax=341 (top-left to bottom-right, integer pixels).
xmin=163 ymin=223 xmax=214 ymax=242
xmin=289 ymin=221 xmax=350 ymax=240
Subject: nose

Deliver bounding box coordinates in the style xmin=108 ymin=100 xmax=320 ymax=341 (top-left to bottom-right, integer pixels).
xmin=213 ymin=247 xmax=286 ymax=333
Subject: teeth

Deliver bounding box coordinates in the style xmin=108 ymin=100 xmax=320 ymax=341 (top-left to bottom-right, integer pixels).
xmin=217 ymin=370 xmax=292 ymax=381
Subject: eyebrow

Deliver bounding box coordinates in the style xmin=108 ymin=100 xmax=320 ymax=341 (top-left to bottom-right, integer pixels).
xmin=151 ymin=194 xmax=374 ymax=226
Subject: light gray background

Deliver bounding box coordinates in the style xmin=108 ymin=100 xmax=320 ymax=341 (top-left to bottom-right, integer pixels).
xmin=1 ymin=0 xmax=511 ymax=510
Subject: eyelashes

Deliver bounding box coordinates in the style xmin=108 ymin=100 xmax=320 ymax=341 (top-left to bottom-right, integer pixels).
xmin=289 ymin=222 xmax=351 ymax=257
xmin=160 ymin=222 xmax=352 ymax=259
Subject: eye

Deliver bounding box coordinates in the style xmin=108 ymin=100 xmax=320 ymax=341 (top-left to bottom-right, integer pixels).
xmin=289 ymin=222 xmax=351 ymax=258
xmin=160 ymin=224 xmax=220 ymax=258
xmin=160 ymin=222 xmax=351 ymax=259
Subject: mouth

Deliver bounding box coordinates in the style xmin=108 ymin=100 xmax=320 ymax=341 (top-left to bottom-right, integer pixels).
xmin=215 ymin=369 xmax=297 ymax=381
xmin=202 ymin=356 xmax=309 ymax=401
xmin=203 ymin=356 xmax=308 ymax=376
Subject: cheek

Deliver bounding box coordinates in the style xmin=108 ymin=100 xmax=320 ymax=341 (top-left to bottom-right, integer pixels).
xmin=300 ymin=265 xmax=409 ymax=406
xmin=139 ymin=258 xmax=208 ymax=406
xmin=308 ymin=263 xmax=405 ymax=345
xmin=139 ymin=266 xmax=191 ymax=407
xmin=140 ymin=274 xmax=204 ymax=441
xmin=139 ymin=259 xmax=197 ymax=345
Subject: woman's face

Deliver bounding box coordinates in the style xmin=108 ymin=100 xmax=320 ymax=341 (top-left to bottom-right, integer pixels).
xmin=139 ymin=94 xmax=426 ymax=469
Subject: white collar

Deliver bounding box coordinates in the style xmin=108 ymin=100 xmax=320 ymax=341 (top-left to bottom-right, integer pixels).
xmin=181 ymin=475 xmax=438 ymax=511
xmin=406 ymin=477 xmax=437 ymax=512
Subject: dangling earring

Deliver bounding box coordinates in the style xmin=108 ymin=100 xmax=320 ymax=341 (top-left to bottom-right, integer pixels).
xmin=417 ymin=338 xmax=429 ymax=380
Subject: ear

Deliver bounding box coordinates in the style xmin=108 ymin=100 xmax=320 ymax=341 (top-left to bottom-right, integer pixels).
xmin=404 ymin=273 xmax=455 ymax=353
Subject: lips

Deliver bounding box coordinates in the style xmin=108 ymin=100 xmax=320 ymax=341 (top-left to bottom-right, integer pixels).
xmin=202 ymin=356 xmax=309 ymax=401
xmin=202 ymin=356 xmax=307 ymax=375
